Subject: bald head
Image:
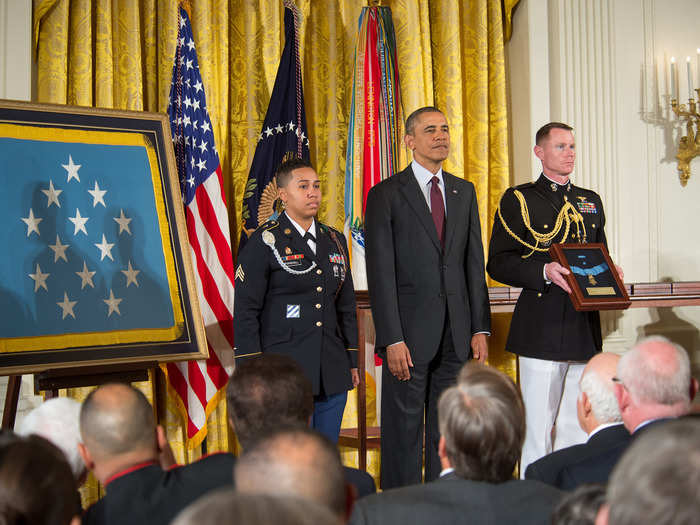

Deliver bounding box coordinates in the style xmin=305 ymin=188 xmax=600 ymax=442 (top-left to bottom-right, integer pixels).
xmin=234 ymin=426 xmax=346 ymax=519
xmin=80 ymin=383 xmax=156 ymax=460
xmin=616 ymin=336 xmax=693 ymax=432
xmin=578 ymin=353 xmax=621 ymax=433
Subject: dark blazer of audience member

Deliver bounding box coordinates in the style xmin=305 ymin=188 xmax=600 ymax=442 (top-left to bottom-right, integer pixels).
xmin=172 ymin=491 xmax=338 ymax=525
xmin=78 ymin=383 xmax=234 ymax=525
xmin=349 ymin=363 xmax=563 ymax=525
xmin=0 ymin=434 xmax=81 ymax=525
xmin=557 ymin=336 xmax=698 ymax=489
xmin=226 ymin=354 xmax=375 ymax=498
xmin=234 ymin=426 xmax=353 ymax=523
xmin=525 ymin=353 xmax=630 ymax=489
xmin=596 ymin=418 xmax=700 ymax=525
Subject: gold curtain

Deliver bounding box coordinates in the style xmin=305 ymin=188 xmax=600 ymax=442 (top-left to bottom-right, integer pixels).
xmin=34 ymin=0 xmax=519 ymax=496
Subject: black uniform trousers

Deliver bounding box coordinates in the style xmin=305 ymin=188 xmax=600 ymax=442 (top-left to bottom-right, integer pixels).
xmin=380 ymin=311 xmax=462 ymax=488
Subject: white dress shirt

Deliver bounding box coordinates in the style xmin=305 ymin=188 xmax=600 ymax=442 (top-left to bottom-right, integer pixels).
xmin=285 ymin=212 xmax=316 ymax=255
xmin=412 ymin=160 xmax=447 ymax=215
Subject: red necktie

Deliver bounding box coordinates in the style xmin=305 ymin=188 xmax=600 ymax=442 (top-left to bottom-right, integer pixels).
xmin=430 ymin=176 xmax=445 ymax=248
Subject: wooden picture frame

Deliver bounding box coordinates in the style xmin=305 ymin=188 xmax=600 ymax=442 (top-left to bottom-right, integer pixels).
xmin=549 ymin=243 xmax=631 ymax=311
xmin=0 ymin=99 xmax=207 ymax=374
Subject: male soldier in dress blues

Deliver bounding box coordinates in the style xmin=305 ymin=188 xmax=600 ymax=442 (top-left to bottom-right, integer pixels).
xmin=234 ymin=158 xmax=359 ymax=443
xmin=487 ymin=122 xmax=622 ymax=475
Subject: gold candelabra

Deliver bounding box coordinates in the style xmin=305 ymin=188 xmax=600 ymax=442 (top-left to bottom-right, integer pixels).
xmin=670 ymin=88 xmax=700 ymax=186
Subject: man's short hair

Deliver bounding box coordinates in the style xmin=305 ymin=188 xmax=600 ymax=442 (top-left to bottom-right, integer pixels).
xmin=275 ymin=157 xmax=314 ymax=189
xmin=535 ymin=122 xmax=573 ymax=145
xmin=172 ymin=490 xmax=337 ymax=525
xmin=606 ymin=418 xmax=700 ymax=525
xmin=551 ymin=483 xmax=606 ymax=525
xmin=233 ymin=425 xmax=346 ymax=518
xmin=438 ymin=363 xmax=525 ymax=482
xmin=617 ymin=336 xmax=691 ymax=406
xmin=579 ymin=369 xmax=621 ymax=424
xmin=0 ymin=434 xmax=81 ymax=525
xmin=80 ymin=383 xmax=155 ymax=459
xmin=405 ymin=106 xmax=444 ymax=135
xmin=226 ymin=354 xmax=313 ymax=449
xmin=17 ymin=397 xmax=85 ymax=479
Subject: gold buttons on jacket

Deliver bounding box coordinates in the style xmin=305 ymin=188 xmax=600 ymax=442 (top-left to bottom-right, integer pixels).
xmin=537 ymin=293 xmax=542 ymax=297
xmin=315 ymin=304 xmax=321 ymax=309
xmin=316 ymin=269 xmax=323 ymax=274
xmin=316 ymin=286 xmax=323 ymax=292
xmin=316 ymin=321 xmax=323 ymax=327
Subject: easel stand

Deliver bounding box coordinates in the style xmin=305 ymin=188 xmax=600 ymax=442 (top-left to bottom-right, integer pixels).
xmin=2 ymin=362 xmax=158 ymax=430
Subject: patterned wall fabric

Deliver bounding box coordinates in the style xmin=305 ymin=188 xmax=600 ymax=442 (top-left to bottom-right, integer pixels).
xmin=33 ymin=0 xmax=519 ymax=501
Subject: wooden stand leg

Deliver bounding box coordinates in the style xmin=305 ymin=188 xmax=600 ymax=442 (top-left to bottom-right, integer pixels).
xmin=2 ymin=375 xmax=22 ymax=430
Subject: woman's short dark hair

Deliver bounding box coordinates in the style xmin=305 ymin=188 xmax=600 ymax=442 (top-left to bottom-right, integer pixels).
xmin=0 ymin=434 xmax=80 ymax=525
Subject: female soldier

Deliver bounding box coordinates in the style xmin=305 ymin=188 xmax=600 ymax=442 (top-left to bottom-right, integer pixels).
xmin=233 ymin=158 xmax=359 ymax=443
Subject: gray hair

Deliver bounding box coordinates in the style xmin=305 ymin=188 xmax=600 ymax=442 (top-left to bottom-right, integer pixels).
xmin=607 ymin=418 xmax=700 ymax=525
xmin=617 ymin=336 xmax=691 ymax=406
xmin=579 ymin=369 xmax=621 ymax=424
xmin=17 ymin=398 xmax=85 ymax=479
xmin=405 ymin=106 xmax=444 ymax=135
xmin=172 ymin=490 xmax=337 ymax=525
xmin=438 ymin=363 xmax=525 ymax=482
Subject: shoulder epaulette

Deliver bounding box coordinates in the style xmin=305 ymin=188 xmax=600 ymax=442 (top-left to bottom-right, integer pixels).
xmin=256 ymin=219 xmax=279 ymax=232
xmin=318 ymin=223 xmax=342 ymax=236
xmin=514 ymin=181 xmax=536 ymax=190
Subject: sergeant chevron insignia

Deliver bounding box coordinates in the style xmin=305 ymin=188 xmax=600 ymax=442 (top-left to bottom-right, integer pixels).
xmin=235 ymin=264 xmax=245 ymax=282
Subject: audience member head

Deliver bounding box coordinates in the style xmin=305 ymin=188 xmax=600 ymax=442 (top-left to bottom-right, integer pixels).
xmin=226 ymin=354 xmax=313 ymax=449
xmin=552 ymin=483 xmax=606 ymax=525
xmin=577 ymin=353 xmax=622 ymax=434
xmin=615 ymin=336 xmax=697 ymax=432
xmin=79 ymin=383 xmax=158 ymax=483
xmin=17 ymin=397 xmax=85 ymax=482
xmin=172 ymin=490 xmax=338 ymax=525
xmin=596 ymin=418 xmax=700 ymax=525
xmin=0 ymin=434 xmax=81 ymax=525
xmin=234 ymin=426 xmax=350 ymax=522
xmin=438 ymin=362 xmax=525 ymax=483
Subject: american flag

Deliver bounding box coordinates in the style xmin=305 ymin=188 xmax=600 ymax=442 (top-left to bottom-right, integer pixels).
xmin=164 ymin=6 xmax=235 ymax=448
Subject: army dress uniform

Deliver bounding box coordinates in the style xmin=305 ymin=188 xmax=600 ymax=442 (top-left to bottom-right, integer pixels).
xmin=487 ymin=173 xmax=608 ymax=472
xmin=233 ymin=212 xmax=358 ymax=440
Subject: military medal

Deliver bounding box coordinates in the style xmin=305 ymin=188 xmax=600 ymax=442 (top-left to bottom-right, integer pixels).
xmin=333 ymin=265 xmax=339 ymax=277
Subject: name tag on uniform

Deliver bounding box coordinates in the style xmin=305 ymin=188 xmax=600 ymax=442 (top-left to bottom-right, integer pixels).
xmin=286 ymin=305 xmax=300 ymax=318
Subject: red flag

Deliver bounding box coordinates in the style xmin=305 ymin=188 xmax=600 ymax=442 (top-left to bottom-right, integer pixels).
xmin=163 ymin=6 xmax=235 ymax=448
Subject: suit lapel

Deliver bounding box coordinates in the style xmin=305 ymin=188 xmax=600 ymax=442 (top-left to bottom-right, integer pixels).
xmin=443 ymin=173 xmax=463 ymax=255
xmin=398 ymin=168 xmax=442 ymax=251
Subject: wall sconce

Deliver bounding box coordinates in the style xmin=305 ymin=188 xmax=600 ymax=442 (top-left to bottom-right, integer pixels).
xmin=669 ymin=53 xmax=700 ymax=186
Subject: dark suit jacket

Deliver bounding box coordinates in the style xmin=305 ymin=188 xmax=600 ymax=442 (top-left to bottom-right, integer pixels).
xmin=234 ymin=213 xmax=358 ymax=395
xmin=83 ymin=453 xmax=234 ymax=525
xmin=364 ymin=166 xmax=491 ymax=362
xmin=525 ymin=424 xmax=630 ymax=489
xmin=487 ymin=174 xmax=607 ymax=361
xmin=556 ymin=418 xmax=675 ymax=490
xmin=349 ymin=472 xmax=563 ymax=525
xmin=344 ymin=466 xmax=376 ymax=498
